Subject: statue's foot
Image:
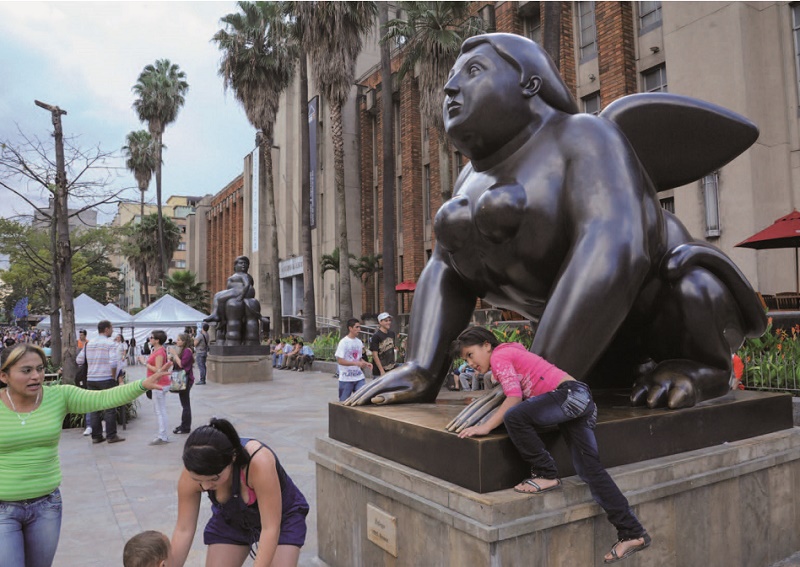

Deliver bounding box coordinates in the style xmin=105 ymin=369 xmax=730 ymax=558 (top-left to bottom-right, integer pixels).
xmin=344 ymin=364 xmax=439 ymax=406
xmin=630 ymin=359 xmax=730 ymax=409
xmin=445 ymin=384 xmax=505 ymax=433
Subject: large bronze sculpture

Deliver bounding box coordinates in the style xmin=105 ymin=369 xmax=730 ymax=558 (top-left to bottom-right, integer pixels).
xmin=205 ymin=256 xmax=270 ymax=346
xmin=347 ymin=33 xmax=766 ymax=412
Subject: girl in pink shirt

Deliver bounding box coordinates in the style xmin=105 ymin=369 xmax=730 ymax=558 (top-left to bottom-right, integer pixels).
xmin=454 ymin=327 xmax=650 ymax=564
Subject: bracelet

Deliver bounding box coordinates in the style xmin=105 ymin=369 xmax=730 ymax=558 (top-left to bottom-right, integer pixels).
xmin=137 ymin=380 xmax=148 ymax=392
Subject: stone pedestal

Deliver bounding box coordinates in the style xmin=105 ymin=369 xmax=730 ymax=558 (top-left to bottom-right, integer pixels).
xmin=207 ymin=347 xmax=272 ymax=384
xmin=311 ymin=427 xmax=800 ymax=567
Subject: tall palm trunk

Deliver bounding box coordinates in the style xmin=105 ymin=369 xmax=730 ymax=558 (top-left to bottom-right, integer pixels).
xmin=379 ymin=4 xmax=398 ymax=323
xmin=332 ymin=100 xmax=353 ymax=336
xmin=262 ymin=127 xmax=282 ymax=339
xmin=299 ymin=54 xmax=317 ymax=342
xmin=140 ymin=190 xmax=150 ymax=305
xmin=155 ymin=131 xmax=167 ymax=282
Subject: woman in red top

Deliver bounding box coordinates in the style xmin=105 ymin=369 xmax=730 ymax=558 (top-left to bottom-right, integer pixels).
xmin=454 ymin=327 xmax=650 ymax=564
xmin=139 ymin=330 xmax=171 ymax=445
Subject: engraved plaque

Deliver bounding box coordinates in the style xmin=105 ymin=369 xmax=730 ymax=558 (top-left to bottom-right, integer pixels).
xmin=366 ymin=503 xmax=397 ymax=557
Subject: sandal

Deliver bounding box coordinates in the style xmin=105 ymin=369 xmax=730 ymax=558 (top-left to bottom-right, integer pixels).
xmin=604 ymin=533 xmax=651 ymax=563
xmin=513 ymin=476 xmax=562 ymax=495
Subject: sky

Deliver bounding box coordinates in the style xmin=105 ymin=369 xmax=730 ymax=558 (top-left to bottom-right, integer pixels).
xmin=0 ymin=1 xmax=258 ymax=223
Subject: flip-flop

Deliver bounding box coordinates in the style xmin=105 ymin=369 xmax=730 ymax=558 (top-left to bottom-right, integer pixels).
xmin=604 ymin=533 xmax=652 ymax=563
xmin=513 ymin=477 xmax=562 ymax=495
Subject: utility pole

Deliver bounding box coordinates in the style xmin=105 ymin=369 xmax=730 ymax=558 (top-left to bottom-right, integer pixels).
xmin=35 ymin=100 xmax=78 ymax=383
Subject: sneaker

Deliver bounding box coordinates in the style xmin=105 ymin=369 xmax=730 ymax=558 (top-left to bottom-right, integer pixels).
xmin=173 ymin=427 xmax=190 ymax=434
xmin=149 ymin=438 xmax=169 ymax=446
xmin=82 ymin=427 xmax=92 ymax=436
xmin=92 ymin=437 xmax=106 ymax=444
xmin=107 ymin=435 xmax=126 ymax=444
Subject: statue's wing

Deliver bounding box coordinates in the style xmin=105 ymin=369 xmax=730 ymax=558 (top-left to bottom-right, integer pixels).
xmin=599 ymin=93 xmax=758 ymax=192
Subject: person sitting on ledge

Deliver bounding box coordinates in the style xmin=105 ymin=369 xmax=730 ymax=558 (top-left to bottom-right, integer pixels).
xmin=453 ymin=327 xmax=651 ymax=564
xmin=292 ymin=343 xmax=314 ymax=372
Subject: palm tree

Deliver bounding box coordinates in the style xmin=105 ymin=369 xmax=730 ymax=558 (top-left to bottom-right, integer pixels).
xmin=158 ymin=270 xmax=210 ymax=312
xmin=213 ymin=1 xmax=297 ymax=340
xmin=296 ymin=1 xmax=377 ymax=336
xmin=122 ymin=130 xmax=157 ymax=304
xmin=123 ymin=213 xmax=182 ymax=306
xmin=352 ymin=253 xmax=382 ymax=312
xmin=384 ymin=2 xmax=484 ymax=199
xmin=132 ymin=59 xmax=189 ymax=283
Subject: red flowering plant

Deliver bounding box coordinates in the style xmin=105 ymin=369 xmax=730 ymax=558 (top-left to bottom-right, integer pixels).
xmin=737 ymin=318 xmax=800 ymax=394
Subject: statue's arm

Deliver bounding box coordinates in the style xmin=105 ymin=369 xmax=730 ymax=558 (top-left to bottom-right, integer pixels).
xmin=533 ymin=119 xmax=654 ymax=378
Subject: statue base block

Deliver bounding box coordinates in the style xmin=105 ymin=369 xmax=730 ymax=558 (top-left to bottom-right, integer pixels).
xmin=311 ymin=427 xmax=800 ymax=566
xmin=328 ymin=390 xmax=793 ymax=493
xmin=207 ymin=351 xmax=272 ymax=384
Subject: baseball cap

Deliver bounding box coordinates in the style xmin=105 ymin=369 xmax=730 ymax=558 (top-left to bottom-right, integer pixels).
xmin=378 ymin=312 xmax=391 ymax=321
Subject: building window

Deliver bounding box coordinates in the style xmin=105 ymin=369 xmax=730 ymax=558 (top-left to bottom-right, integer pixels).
xmin=397 ymin=255 xmax=404 ymax=283
xmin=582 ymin=92 xmax=600 ymax=115
xmin=454 ymin=151 xmax=464 ymax=179
xmin=423 ymin=164 xmax=431 ymax=226
xmin=793 ymin=4 xmax=800 ymax=106
xmin=642 ymin=65 xmax=668 ymax=92
xmin=175 ymin=260 xmax=186 ymax=269
xmin=521 ymin=7 xmax=542 ymax=44
xmin=639 ymin=1 xmax=662 ymax=33
xmin=396 ymin=176 xmax=403 ymax=235
xmin=371 ymin=115 xmax=378 ymax=170
xmin=373 ymin=185 xmax=379 ymax=243
xmin=180 ymin=225 xmax=187 ymax=233
xmin=177 ymin=242 xmax=186 ymax=251
xmin=577 ymin=2 xmax=597 ymax=61
xmin=393 ymin=100 xmax=402 ymax=160
xmin=659 ymin=197 xmax=674 ymax=214
xmin=702 ymin=172 xmax=720 ymax=237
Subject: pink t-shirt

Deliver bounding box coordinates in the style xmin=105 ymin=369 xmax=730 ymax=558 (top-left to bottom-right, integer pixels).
xmin=147 ymin=347 xmax=170 ymax=388
xmin=490 ymin=342 xmax=569 ymax=400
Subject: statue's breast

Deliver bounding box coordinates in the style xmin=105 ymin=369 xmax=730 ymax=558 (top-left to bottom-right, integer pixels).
xmin=434 ymin=182 xmax=527 ymax=252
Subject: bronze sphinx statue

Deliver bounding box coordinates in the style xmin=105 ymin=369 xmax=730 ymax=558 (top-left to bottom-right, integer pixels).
xmin=205 ymin=256 xmax=270 ymax=346
xmin=347 ymin=33 xmax=765 ymax=413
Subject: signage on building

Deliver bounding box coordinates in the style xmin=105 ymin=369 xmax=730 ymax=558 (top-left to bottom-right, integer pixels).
xmin=309 ymin=96 xmax=318 ymax=230
xmin=279 ymin=256 xmax=304 ymax=278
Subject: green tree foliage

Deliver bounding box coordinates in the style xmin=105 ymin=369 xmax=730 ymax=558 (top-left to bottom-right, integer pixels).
xmin=158 ymin=270 xmax=210 ymax=312
xmin=122 ymin=213 xmax=181 ymax=292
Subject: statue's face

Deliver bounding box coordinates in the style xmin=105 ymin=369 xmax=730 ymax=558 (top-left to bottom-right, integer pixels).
xmin=234 ymin=258 xmax=248 ymax=272
xmin=443 ymin=43 xmax=532 ymax=159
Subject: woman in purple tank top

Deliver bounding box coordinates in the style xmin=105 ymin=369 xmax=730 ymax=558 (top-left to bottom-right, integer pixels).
xmin=169 ymin=418 xmax=308 ymax=567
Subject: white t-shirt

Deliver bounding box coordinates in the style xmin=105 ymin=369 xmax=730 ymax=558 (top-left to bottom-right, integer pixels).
xmin=335 ymin=336 xmax=365 ymax=383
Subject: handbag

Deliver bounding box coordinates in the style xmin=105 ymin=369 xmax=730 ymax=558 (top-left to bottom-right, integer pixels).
xmin=169 ymin=369 xmax=187 ymax=392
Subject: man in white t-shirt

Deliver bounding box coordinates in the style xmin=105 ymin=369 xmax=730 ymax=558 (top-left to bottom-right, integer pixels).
xmin=335 ymin=318 xmax=372 ymax=402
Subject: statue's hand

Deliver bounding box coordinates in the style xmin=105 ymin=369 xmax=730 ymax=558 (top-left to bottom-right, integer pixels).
xmin=446 ymin=383 xmax=506 ymax=433
xmin=344 ymin=363 xmax=439 ymax=406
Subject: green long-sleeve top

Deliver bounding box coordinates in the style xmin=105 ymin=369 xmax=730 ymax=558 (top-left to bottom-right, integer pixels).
xmin=0 ymin=381 xmax=147 ymax=501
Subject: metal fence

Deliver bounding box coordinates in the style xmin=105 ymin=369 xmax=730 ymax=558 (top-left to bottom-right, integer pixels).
xmin=742 ymin=353 xmax=800 ymax=395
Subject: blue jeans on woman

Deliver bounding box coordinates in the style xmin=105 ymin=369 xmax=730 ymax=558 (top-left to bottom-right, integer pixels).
xmin=503 ymin=380 xmax=645 ymax=540
xmin=0 ymin=488 xmax=63 ymax=567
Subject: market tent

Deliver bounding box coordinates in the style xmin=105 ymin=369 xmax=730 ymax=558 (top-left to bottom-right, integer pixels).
xmin=129 ymin=294 xmax=208 ymax=345
xmin=105 ymin=303 xmax=133 ymax=321
xmin=37 ymin=294 xmax=134 ymax=340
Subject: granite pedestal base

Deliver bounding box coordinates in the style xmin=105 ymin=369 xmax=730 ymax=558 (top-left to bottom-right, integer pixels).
xmin=207 ymin=351 xmax=272 ymax=384
xmin=329 ymin=390 xmax=793 ymax=493
xmin=311 ymin=427 xmax=800 ymax=567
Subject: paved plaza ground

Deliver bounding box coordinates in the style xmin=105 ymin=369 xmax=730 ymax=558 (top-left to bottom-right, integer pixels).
xmin=54 ymin=364 xmax=333 ymax=567
xmin=51 ymin=363 xmax=800 ymax=567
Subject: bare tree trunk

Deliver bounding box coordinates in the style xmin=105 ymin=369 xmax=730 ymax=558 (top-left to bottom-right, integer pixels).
xmin=299 ymin=54 xmax=317 ymax=342
xmin=543 ymin=2 xmax=562 ymax=70
xmin=379 ymin=4 xmax=398 ymax=324
xmin=332 ymin=101 xmax=353 ymax=336
xmin=48 ymin=213 xmax=62 ymax=366
xmin=262 ymin=127 xmax=282 ymax=340
xmin=155 ymin=131 xmax=167 ymax=282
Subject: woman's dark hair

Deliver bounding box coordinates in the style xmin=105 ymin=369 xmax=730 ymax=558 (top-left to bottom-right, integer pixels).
xmin=177 ymin=333 xmax=193 ymax=358
xmin=0 ymin=344 xmax=47 ymax=378
xmin=151 ymin=330 xmax=167 ymax=346
xmin=182 ymin=417 xmax=249 ymax=476
xmin=451 ymin=326 xmax=499 ymax=357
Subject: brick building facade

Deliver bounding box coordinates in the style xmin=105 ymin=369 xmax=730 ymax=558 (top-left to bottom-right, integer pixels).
xmin=206 ymin=174 xmax=244 ymax=297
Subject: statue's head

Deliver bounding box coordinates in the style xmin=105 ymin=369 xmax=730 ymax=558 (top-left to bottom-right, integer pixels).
xmin=443 ymin=33 xmax=578 ymax=160
xmin=233 ymin=256 xmax=250 ymax=273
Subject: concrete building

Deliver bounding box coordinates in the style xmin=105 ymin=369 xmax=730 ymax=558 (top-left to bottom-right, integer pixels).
xmin=356 ymin=1 xmax=800 ymax=315
xmin=32 ymin=197 xmax=98 ymax=233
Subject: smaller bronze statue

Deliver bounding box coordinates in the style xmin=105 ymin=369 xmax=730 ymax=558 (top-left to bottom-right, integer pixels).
xmin=205 ymin=256 xmax=269 ymax=346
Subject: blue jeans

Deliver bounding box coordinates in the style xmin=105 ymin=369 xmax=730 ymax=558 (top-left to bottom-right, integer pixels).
xmin=503 ymin=381 xmax=645 ymax=540
xmin=196 ymin=352 xmax=207 ymax=382
xmin=338 ymin=379 xmax=365 ymax=402
xmin=0 ymin=488 xmax=63 ymax=567
xmin=88 ymin=379 xmax=119 ymax=439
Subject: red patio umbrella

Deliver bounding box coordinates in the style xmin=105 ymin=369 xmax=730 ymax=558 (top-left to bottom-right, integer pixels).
xmin=735 ymin=209 xmax=800 ymax=292
xmin=395 ymin=280 xmax=416 ymax=292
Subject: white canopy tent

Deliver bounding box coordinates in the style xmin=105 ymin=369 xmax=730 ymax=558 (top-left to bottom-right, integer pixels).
xmin=37 ymin=294 xmax=134 ymax=341
xmin=129 ymin=294 xmax=209 ymax=346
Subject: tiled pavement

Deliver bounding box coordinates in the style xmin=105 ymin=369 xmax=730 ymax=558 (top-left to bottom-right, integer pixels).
xmin=54 ymin=364 xmax=337 ymax=566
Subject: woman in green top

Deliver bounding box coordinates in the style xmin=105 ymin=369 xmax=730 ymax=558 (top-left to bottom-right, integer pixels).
xmin=0 ymin=343 xmax=169 ymax=567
